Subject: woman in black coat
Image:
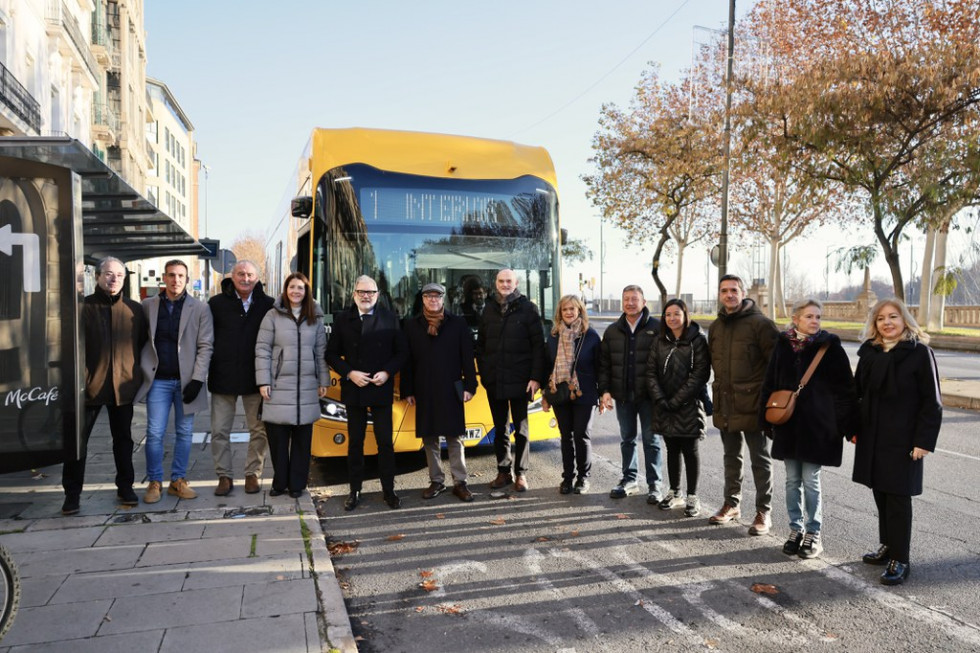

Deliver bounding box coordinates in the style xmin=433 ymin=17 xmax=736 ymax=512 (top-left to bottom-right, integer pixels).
xmin=852 ymin=298 xmax=942 ymax=586
xmin=646 ymin=299 xmax=710 ymax=517
xmin=761 ymin=299 xmax=857 ymax=560
xmin=542 ymin=295 xmax=601 ymax=494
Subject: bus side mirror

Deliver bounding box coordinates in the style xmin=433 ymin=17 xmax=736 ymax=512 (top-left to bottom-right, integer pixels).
xmin=560 ymin=228 xmax=568 ymax=245
xmin=291 ymin=196 xmax=313 ymax=218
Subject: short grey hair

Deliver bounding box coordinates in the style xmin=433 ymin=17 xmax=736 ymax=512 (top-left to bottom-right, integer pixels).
xmin=353 ymin=275 xmax=377 ymax=289
xmin=233 ymin=260 xmax=258 ymax=274
xmin=622 ymin=284 xmax=644 ymax=297
xmin=97 ymin=256 xmax=124 ymax=275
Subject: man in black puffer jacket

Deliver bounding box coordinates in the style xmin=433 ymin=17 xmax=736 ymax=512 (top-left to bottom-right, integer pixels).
xmin=208 ymin=261 xmax=274 ymax=496
xmin=598 ymin=285 xmax=664 ymax=503
xmin=477 ymin=269 xmax=546 ymax=492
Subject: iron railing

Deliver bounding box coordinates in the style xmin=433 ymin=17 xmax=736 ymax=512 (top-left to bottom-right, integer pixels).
xmin=0 ymin=61 xmax=41 ymax=133
xmin=46 ymin=0 xmax=100 ymax=80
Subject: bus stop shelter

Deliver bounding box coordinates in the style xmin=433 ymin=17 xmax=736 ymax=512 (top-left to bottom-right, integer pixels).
xmin=0 ymin=137 xmax=206 ymax=474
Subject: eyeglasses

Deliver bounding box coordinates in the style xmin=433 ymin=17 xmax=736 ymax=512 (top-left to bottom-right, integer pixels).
xmin=422 ymin=293 xmax=444 ymax=299
xmin=354 ymin=290 xmax=378 ymax=296
xmin=102 ymin=273 xmax=125 ymax=279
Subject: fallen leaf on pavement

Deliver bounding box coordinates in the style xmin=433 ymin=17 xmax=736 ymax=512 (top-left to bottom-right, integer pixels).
xmin=437 ymin=603 xmax=464 ymax=614
xmin=535 ymin=536 xmax=552 ymax=542
xmin=705 ymin=638 xmax=719 ymax=649
xmin=420 ymin=579 xmax=439 ymax=592
xmin=415 ymin=606 xmax=425 ymax=613
xmin=751 ymin=583 xmax=779 ymax=595
xmin=419 ymin=570 xmax=434 ymax=578
xmin=435 ymin=513 xmax=446 ymax=519
xmin=570 ymin=530 xmax=580 ymax=537
xmin=489 ymin=517 xmax=506 ymax=525
xmin=386 ymin=534 xmax=405 ymax=541
xmin=328 ymin=540 xmax=360 ymax=555
xmin=615 ymin=513 xmax=629 ymax=520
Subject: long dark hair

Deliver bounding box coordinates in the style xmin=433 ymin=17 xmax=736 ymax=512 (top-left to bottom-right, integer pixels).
xmin=280 ymin=272 xmax=318 ymax=325
xmin=660 ymin=298 xmax=690 ymax=337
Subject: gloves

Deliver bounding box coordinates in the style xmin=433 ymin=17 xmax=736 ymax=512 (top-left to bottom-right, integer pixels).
xmin=182 ymin=379 xmax=203 ymax=404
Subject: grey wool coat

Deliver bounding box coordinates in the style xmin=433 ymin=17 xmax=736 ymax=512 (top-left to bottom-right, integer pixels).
xmin=254 ymin=299 xmax=328 ymax=425
xmin=136 ymin=293 xmax=214 ymax=415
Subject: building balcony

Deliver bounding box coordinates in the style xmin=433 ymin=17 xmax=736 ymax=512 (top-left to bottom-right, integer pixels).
xmin=92 ymin=103 xmax=118 ymax=143
xmin=46 ymin=0 xmax=101 ymax=84
xmin=90 ymin=20 xmax=115 ymax=68
xmin=0 ymin=61 xmax=41 ymax=134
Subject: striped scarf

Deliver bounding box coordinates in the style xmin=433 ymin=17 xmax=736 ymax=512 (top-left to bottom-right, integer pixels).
xmin=549 ymin=318 xmax=583 ymax=399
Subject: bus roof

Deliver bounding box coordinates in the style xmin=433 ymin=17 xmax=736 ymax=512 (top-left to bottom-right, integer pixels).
xmin=309 ymin=127 xmax=558 ymax=191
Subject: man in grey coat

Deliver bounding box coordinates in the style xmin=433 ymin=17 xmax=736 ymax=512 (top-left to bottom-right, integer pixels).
xmin=137 ymin=259 xmax=213 ymax=504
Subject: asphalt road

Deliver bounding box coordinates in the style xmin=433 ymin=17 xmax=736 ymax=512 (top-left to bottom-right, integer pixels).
xmin=310 ymin=404 xmax=980 ymax=653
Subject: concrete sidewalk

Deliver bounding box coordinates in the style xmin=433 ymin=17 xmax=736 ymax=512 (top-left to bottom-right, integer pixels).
xmin=0 ymin=405 xmax=356 ymax=652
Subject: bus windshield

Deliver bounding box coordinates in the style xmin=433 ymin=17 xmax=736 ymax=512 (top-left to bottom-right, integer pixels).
xmin=313 ymin=163 xmax=559 ymax=328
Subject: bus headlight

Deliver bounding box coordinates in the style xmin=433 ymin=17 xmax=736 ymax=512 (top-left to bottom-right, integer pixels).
xmin=320 ymin=398 xmax=348 ymax=422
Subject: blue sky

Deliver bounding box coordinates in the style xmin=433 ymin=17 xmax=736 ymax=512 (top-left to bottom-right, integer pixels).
xmin=145 ymin=0 xmax=934 ymax=302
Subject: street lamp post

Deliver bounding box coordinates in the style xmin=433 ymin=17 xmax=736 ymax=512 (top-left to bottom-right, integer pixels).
xmin=201 ymin=162 xmax=211 ymax=296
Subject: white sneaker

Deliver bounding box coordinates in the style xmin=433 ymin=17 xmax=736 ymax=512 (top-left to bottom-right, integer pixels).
xmin=684 ymin=494 xmax=700 ymax=517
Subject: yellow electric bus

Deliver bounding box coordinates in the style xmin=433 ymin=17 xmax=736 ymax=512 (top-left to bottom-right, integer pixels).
xmin=266 ymin=127 xmax=562 ymax=457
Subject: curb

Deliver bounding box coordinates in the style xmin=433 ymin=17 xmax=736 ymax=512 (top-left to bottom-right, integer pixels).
xmin=302 ymin=498 xmax=358 ymax=653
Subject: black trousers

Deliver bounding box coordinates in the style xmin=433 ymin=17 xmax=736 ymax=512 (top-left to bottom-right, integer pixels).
xmin=61 ymin=403 xmax=135 ymax=498
xmin=346 ymin=404 xmax=395 ymax=493
xmin=488 ymin=395 xmax=530 ymax=475
xmin=265 ymin=422 xmax=313 ymax=492
xmin=553 ymin=403 xmax=594 ymax=481
xmin=663 ymin=436 xmax=700 ymax=495
xmin=873 ymin=489 xmax=913 ymax=563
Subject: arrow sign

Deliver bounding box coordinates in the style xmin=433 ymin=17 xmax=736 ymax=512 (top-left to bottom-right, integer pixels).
xmin=0 ymin=224 xmax=41 ymax=292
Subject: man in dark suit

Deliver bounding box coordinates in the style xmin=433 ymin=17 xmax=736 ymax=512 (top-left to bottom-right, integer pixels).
xmin=325 ymin=275 xmax=407 ymax=510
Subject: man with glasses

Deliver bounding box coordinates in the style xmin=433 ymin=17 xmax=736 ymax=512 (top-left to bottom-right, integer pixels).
xmin=61 ymin=257 xmax=148 ymax=515
xmin=401 ymin=283 xmax=478 ymax=502
xmin=326 ymin=275 xmax=407 ymax=510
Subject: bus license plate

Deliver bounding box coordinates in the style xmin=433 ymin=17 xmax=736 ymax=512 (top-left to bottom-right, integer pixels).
xmin=462 ymin=427 xmax=483 ymax=442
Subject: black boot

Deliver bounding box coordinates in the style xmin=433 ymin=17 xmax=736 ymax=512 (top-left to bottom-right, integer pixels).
xmin=862 ymin=544 xmax=890 ymax=565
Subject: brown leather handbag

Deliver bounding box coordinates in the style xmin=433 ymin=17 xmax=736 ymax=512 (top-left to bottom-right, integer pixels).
xmin=764 ymin=343 xmax=829 ymax=425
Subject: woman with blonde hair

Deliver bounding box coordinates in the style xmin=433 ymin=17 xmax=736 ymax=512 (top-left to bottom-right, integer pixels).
xmin=852 ymin=297 xmax=942 ymax=586
xmin=761 ymin=299 xmax=857 ymax=558
xmin=542 ymin=295 xmax=602 ymax=494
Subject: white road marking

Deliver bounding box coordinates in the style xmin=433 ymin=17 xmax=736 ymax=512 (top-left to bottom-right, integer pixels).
xmin=429 ymin=560 xmax=487 ymax=598
xmin=525 ymin=547 xmax=602 ymax=641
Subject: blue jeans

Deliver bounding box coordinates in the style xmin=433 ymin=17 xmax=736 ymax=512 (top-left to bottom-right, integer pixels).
xmin=615 ymin=399 xmax=662 ymax=493
xmin=145 ymin=379 xmax=195 ymax=483
xmin=784 ymin=458 xmax=822 ymax=534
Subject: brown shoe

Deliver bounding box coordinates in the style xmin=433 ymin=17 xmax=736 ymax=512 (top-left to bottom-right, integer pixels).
xmin=244 ymin=474 xmax=260 ymax=494
xmin=167 ymin=478 xmax=197 ymax=500
xmin=214 ymin=476 xmax=233 ymax=496
xmin=708 ymin=503 xmax=740 ymax=525
xmin=453 ymin=482 xmax=474 ymax=502
xmin=144 ymin=481 xmax=162 ymax=504
xmin=514 ymin=475 xmax=528 ymax=492
xmin=749 ymin=511 xmax=771 ymax=536
xmin=489 ymin=472 xmax=513 ymax=489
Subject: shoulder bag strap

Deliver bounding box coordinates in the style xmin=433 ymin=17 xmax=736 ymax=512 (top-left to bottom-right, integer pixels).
xmin=797 ymin=343 xmax=830 ymax=391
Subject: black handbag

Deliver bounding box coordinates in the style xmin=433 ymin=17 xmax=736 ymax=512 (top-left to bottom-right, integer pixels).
xmin=543 ymin=333 xmax=585 ymax=406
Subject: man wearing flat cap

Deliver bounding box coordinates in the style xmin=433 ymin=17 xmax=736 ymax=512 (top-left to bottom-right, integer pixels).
xmin=401 ymin=282 xmax=479 ymax=501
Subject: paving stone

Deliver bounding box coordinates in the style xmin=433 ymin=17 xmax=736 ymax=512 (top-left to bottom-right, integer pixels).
xmin=157 ymin=613 xmax=308 ymax=652
xmin=28 ymin=514 xmax=108 ymax=531
xmin=182 ymin=552 xmax=306 ymax=590
xmin=17 ymin=573 xmax=67 ymax=608
xmin=241 ymin=577 xmax=318 ymax=618
xmin=0 ymin=599 xmax=111 ymax=646
xmin=202 ymin=513 xmax=300 ymax=539
xmin=98 ymin=586 xmax=243 ymax=634
xmin=50 ymin=565 xmax=188 ymax=603
xmin=94 ymin=520 xmax=205 ymax=547
xmin=0 ymin=525 xmax=104 ymax=553
xmin=5 ymin=630 xmax=166 ymax=653
xmin=136 ymin=534 xmax=251 ymax=567
xmin=15 ymin=544 xmax=144 ymax=577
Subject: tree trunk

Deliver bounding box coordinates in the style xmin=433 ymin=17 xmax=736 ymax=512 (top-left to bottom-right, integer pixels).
xmin=674 ymin=240 xmax=686 ymax=299
xmin=651 ymin=230 xmax=671 ymax=309
xmin=919 ymin=226 xmax=935 ymax=326
xmin=928 ymin=224 xmax=949 ymax=331
xmin=873 ymin=205 xmax=905 ymax=300
xmin=767 ymin=238 xmax=779 ymax=320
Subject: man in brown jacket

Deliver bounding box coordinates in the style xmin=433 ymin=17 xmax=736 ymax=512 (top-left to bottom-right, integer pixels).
xmin=61 ymin=257 xmax=148 ymax=515
xmin=707 ymin=274 xmax=778 ymax=535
